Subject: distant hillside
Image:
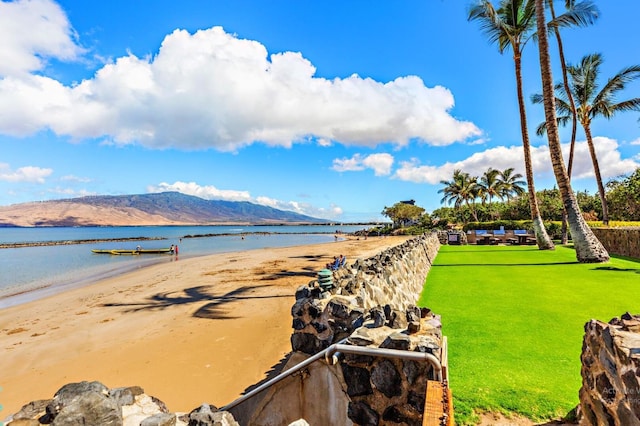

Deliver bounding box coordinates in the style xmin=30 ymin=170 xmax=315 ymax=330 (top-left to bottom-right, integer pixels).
xmin=0 ymin=192 xmax=329 ymax=227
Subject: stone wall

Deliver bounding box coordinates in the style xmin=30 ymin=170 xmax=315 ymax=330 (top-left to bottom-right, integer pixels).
xmin=254 ymin=233 xmax=447 ymax=425
xmin=591 ymin=228 xmax=640 ymax=259
xmin=579 ymin=312 xmax=640 ymax=425
xmin=291 ymin=233 xmax=440 ymax=354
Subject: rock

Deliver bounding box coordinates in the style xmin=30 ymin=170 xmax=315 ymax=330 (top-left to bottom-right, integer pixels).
xmin=294 ymin=285 xmax=311 ymax=300
xmin=341 ymin=365 xmax=373 ymax=397
xmin=50 ymin=389 xmax=122 ymax=426
xmin=110 ymin=386 xmax=144 ymax=407
xmin=369 ymin=306 xmax=386 ymax=328
xmin=348 ymin=401 xmax=379 ymax=426
xmin=380 ymin=332 xmax=411 ymax=351
xmin=371 ymin=359 xmax=402 ymax=398
xmin=187 ymin=404 xmax=239 ymax=426
xmin=140 ymin=412 xmax=177 ymax=426
xmin=11 ymin=399 xmax=50 ymax=421
xmin=407 ymin=320 xmax=421 ymax=334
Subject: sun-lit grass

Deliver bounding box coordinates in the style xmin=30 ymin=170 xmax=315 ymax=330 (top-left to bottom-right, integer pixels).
xmin=417 ymin=245 xmax=640 ymax=425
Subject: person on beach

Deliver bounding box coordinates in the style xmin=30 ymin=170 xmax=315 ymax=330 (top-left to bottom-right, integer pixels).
xmin=170 ymin=244 xmax=174 ymax=253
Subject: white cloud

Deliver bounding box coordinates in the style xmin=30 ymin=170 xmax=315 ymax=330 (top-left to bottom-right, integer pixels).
xmin=147 ymin=181 xmax=251 ymax=202
xmin=0 ymin=19 xmax=481 ymax=150
xmin=0 ymin=0 xmax=83 ymax=77
xmin=49 ymin=187 xmax=95 ymax=197
xmin=0 ymin=163 xmax=53 ymax=183
xmin=60 ymin=174 xmax=92 ymax=183
xmin=332 ymin=153 xmax=394 ymax=176
xmin=629 ymin=137 xmax=640 ymax=146
xmin=147 ymin=181 xmax=342 ymax=220
xmin=394 ymin=137 xmax=639 ymax=184
xmin=332 ymin=155 xmax=366 ymax=173
xmin=362 ymin=153 xmax=394 ymax=176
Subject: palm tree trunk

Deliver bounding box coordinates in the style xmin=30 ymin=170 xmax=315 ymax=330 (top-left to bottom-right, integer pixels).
xmin=583 ymin=124 xmax=610 ymax=224
xmin=514 ymin=52 xmax=555 ymax=250
xmin=549 ymin=0 xmax=578 ymax=244
xmin=534 ymin=0 xmax=609 ymax=262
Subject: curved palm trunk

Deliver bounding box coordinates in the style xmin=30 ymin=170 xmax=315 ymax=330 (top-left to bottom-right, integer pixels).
xmin=534 ymin=0 xmax=609 ymax=262
xmin=549 ymin=0 xmax=578 ymax=244
xmin=583 ymin=124 xmax=609 ymax=224
xmin=514 ymin=52 xmax=555 ymax=250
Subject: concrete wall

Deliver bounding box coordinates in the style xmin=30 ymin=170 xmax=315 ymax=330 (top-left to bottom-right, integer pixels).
xmin=591 ymin=228 xmax=640 ymax=259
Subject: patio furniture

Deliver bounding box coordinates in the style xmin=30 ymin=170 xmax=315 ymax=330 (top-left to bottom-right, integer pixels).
xmin=514 ymin=230 xmax=534 ymax=245
xmin=475 ymin=230 xmax=492 ymax=245
xmin=491 ymin=229 xmax=506 ymax=245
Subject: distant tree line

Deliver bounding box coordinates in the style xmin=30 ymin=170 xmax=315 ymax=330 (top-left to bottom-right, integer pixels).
xmin=379 ymin=167 xmax=640 ymax=231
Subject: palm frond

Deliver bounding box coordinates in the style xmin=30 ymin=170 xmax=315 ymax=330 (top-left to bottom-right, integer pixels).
xmin=549 ymin=1 xmax=599 ymax=29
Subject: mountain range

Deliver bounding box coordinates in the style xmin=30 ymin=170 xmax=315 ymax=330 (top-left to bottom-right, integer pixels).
xmin=0 ymin=192 xmax=328 ymax=227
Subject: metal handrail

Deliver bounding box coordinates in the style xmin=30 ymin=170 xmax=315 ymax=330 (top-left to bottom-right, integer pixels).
xmin=219 ymin=339 xmax=443 ymax=412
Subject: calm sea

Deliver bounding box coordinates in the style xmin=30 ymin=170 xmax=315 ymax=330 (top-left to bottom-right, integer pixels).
xmin=0 ymin=225 xmax=365 ymax=308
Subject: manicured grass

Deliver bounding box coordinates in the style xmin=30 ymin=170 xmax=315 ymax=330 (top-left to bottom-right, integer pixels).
xmin=417 ymin=245 xmax=640 ymax=425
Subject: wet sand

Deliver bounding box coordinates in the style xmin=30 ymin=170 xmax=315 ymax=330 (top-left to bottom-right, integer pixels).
xmin=0 ymin=235 xmax=410 ymax=420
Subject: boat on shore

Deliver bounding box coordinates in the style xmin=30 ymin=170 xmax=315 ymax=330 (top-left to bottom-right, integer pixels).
xmin=91 ymin=248 xmax=174 ymax=255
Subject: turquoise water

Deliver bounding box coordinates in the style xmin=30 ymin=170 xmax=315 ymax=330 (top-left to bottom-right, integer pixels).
xmin=0 ymin=225 xmax=365 ymax=308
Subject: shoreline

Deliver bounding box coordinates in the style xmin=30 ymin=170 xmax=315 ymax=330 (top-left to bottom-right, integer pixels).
xmin=0 ymin=232 xmax=350 ymax=308
xmin=0 ymin=235 xmax=410 ymax=420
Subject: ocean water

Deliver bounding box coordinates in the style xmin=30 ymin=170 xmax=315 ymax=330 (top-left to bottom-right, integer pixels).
xmin=0 ymin=225 xmax=365 ymax=308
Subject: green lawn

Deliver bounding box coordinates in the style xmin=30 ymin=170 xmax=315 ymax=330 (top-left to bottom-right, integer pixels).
xmin=417 ymin=245 xmax=640 ymax=425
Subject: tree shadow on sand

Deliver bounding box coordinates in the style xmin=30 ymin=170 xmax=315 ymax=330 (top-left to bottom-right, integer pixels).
xmin=259 ymin=268 xmax=317 ymax=281
xmin=101 ymin=285 xmax=291 ymax=319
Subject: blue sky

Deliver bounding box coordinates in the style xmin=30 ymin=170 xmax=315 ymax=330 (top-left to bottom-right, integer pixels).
xmin=0 ymin=0 xmax=638 ymax=222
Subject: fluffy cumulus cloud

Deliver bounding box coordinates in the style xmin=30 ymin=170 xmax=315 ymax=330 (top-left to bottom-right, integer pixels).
xmin=394 ymin=137 xmax=639 ymax=184
xmin=0 ymin=0 xmax=83 ymax=77
xmin=0 ymin=3 xmax=481 ymax=150
xmin=147 ymin=181 xmax=341 ymax=219
xmin=0 ymin=163 xmax=53 ymax=183
xmin=332 ymin=153 xmax=394 ymax=176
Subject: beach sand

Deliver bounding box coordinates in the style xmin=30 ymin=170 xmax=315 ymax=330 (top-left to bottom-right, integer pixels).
xmin=0 ymin=235 xmax=411 ymax=419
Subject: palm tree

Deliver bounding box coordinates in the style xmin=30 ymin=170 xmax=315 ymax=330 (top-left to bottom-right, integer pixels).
xmin=547 ymin=0 xmax=599 ymax=178
xmin=533 ymin=53 xmax=640 ymax=225
xmin=533 ymin=0 xmax=609 ymax=262
xmin=498 ymin=167 xmax=526 ymax=201
xmin=438 ymin=169 xmax=480 ymax=222
xmin=547 ymin=0 xmax=599 ymax=243
xmin=478 ymin=168 xmax=502 ymax=219
xmin=468 ymin=0 xmax=554 ymax=250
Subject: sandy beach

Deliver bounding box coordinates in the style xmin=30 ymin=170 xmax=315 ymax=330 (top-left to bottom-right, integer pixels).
xmin=0 ymin=235 xmax=411 ymax=420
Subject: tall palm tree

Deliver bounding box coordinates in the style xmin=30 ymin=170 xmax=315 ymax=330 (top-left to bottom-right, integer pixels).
xmin=498 ymin=167 xmax=526 ymax=201
xmin=533 ymin=53 xmax=640 ymax=225
xmin=547 ymin=0 xmax=599 ymax=243
xmin=439 ymin=169 xmax=480 ymax=222
xmin=533 ymin=0 xmax=609 ymax=262
xmin=468 ymin=0 xmax=555 ymax=250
